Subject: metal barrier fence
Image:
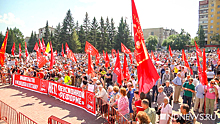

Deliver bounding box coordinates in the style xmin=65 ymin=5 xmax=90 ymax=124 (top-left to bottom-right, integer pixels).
xmin=48 ymin=115 xmax=71 ymax=124
xmin=96 ymin=97 xmax=129 ymax=124
xmin=0 ymin=100 xmax=37 ymax=124
xmin=0 ymin=73 xmax=12 ymax=85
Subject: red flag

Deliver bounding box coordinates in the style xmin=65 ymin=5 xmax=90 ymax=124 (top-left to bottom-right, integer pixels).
xmin=53 ymin=50 xmax=57 ymax=56
xmin=50 ymin=41 xmax=54 ymax=70
xmin=202 ymin=49 xmax=208 ymax=85
xmin=34 ymin=42 xmax=39 ymax=53
xmin=61 ymin=44 xmax=64 ymax=57
xmin=39 ymin=39 xmax=43 ymax=53
xmin=169 ymin=45 xmax=173 ymax=57
xmin=132 ymin=0 xmax=159 ymax=93
xmin=195 ymin=41 xmax=202 ymax=57
xmin=103 ymin=50 xmax=106 ymax=60
xmin=42 ymin=38 xmax=46 ymax=52
xmin=121 ymin=43 xmax=131 ymax=54
xmin=196 ymin=52 xmax=203 ymax=85
xmin=111 ymin=49 xmax=114 ymax=58
xmin=129 ymin=53 xmax=133 ymax=64
xmin=217 ymin=48 xmax=220 ymax=55
xmin=67 ymin=50 xmax=77 ymax=62
xmin=105 ymin=51 xmax=110 ymax=68
xmin=114 ymin=51 xmax=123 ymax=85
xmin=19 ymin=43 xmax=22 ymax=58
xmin=88 ymin=52 xmax=94 ymax=75
xmin=96 ymin=53 xmax=100 ymax=65
xmin=85 ymin=41 xmax=98 ymax=56
xmin=0 ymin=31 xmax=8 ymax=66
xmin=25 ymin=42 xmax=28 ymax=58
xmin=123 ymin=54 xmax=130 ymax=80
xmin=37 ymin=52 xmax=47 ymax=68
xmin=65 ymin=43 xmax=70 ymax=54
xmin=112 ymin=49 xmax=116 ymax=57
xmin=151 ymin=51 xmax=156 ymax=61
xmin=182 ymin=49 xmax=189 ymax=68
xmin=11 ymin=42 xmax=15 ymax=56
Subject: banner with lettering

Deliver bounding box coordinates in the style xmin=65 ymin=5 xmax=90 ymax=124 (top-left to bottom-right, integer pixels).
xmin=48 ymin=81 xmax=96 ymax=115
xmin=13 ymin=74 xmax=48 ymax=94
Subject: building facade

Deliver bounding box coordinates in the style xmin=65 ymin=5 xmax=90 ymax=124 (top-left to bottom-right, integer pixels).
xmin=143 ymin=27 xmax=178 ymax=47
xmin=199 ymin=0 xmax=220 ymax=44
xmin=38 ymin=26 xmax=55 ymax=39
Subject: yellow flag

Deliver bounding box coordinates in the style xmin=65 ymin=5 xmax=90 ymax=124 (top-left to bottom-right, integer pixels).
xmin=45 ymin=42 xmax=51 ymax=53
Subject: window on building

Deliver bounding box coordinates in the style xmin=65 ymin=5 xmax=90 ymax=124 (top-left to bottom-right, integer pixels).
xmin=210 ymin=31 xmax=213 ymax=33
xmin=211 ymin=15 xmax=214 ymax=17
xmin=211 ymin=20 xmax=214 ymax=23
xmin=211 ymin=26 xmax=213 ymax=28
xmin=218 ymin=17 xmax=220 ymax=19
xmin=211 ymin=9 xmax=214 ymax=12
xmin=218 ymin=5 xmax=220 ymax=8
xmin=151 ymin=32 xmax=154 ymax=35
xmin=212 ymin=4 xmax=214 ymax=6
xmin=218 ymin=11 xmax=220 ymax=14
xmin=217 ymin=28 xmax=219 ymax=30
xmin=218 ymin=22 xmax=220 ymax=25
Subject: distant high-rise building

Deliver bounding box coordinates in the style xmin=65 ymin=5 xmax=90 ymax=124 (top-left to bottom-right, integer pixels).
xmin=142 ymin=27 xmax=178 ymax=47
xmin=199 ymin=0 xmax=220 ymax=44
xmin=38 ymin=26 xmax=55 ymax=39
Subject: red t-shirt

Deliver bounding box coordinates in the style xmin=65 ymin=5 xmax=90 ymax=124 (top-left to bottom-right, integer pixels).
xmin=36 ymin=72 xmax=44 ymax=79
xmin=135 ymin=100 xmax=145 ymax=114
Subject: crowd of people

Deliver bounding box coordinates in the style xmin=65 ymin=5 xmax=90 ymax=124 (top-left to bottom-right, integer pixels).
xmin=1 ymin=48 xmax=220 ymax=124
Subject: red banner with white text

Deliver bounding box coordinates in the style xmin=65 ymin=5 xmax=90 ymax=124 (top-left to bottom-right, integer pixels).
xmin=13 ymin=74 xmax=48 ymax=94
xmin=48 ymin=81 xmax=96 ymax=115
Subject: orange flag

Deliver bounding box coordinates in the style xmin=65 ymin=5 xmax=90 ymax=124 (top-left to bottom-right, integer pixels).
xmin=0 ymin=31 xmax=8 ymax=66
xmin=132 ymin=0 xmax=159 ymax=93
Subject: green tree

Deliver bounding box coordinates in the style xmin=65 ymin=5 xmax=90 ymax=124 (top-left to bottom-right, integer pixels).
xmin=211 ymin=33 xmax=220 ymax=44
xmin=28 ymin=31 xmax=35 ymax=52
xmin=109 ymin=18 xmax=116 ymax=49
xmin=54 ymin=23 xmax=62 ymax=51
xmin=105 ymin=17 xmax=111 ymax=51
xmin=78 ymin=25 xmax=86 ymax=52
xmin=69 ymin=29 xmax=81 ymax=53
xmin=197 ymin=25 xmax=206 ymax=47
xmin=75 ymin=20 xmax=80 ymax=35
xmin=98 ymin=16 xmax=107 ymax=52
xmin=90 ymin=17 xmax=99 ymax=48
xmin=0 ymin=31 xmax=5 ymax=45
xmin=83 ymin=12 xmax=91 ymax=41
xmin=43 ymin=20 xmax=50 ymax=44
xmin=13 ymin=27 xmax=25 ymax=53
xmin=146 ymin=35 xmax=158 ymax=50
xmin=7 ymin=29 xmax=16 ymax=53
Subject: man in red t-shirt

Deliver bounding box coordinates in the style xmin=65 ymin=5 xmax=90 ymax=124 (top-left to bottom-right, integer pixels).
xmin=133 ymin=91 xmax=145 ymax=120
xmin=36 ymin=69 xmax=44 ymax=79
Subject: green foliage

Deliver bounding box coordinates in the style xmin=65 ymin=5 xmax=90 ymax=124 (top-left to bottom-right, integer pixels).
xmin=98 ymin=16 xmax=108 ymax=52
xmin=83 ymin=12 xmax=91 ymax=42
xmin=210 ymin=33 xmax=220 ymax=44
xmin=78 ymin=25 xmax=86 ymax=53
xmin=54 ymin=23 xmax=62 ymax=51
xmin=70 ymin=29 xmax=81 ymax=53
xmin=146 ymin=35 xmax=158 ymax=50
xmin=197 ymin=25 xmax=206 ymax=47
xmin=90 ymin=17 xmax=99 ymax=48
xmin=43 ymin=20 xmax=50 ymax=44
xmin=162 ymin=29 xmax=191 ymax=50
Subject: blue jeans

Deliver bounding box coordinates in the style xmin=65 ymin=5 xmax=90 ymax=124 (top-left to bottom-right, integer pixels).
xmin=183 ymin=95 xmax=192 ymax=108
xmin=152 ymin=85 xmax=158 ymax=102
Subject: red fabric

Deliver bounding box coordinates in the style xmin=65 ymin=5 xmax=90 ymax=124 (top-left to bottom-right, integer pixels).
xmin=50 ymin=41 xmax=54 ymax=70
xmin=36 ymin=72 xmax=44 ymax=79
xmin=151 ymin=50 xmax=156 ymax=61
xmin=61 ymin=44 xmax=64 ymax=57
xmin=65 ymin=43 xmax=70 ymax=54
xmin=112 ymin=49 xmax=116 ymax=58
xmin=103 ymin=50 xmax=106 ymax=60
xmin=34 ymin=42 xmax=40 ymax=53
xmin=53 ymin=50 xmax=57 ymax=56
xmin=95 ymin=53 xmax=100 ymax=65
xmin=135 ymin=100 xmax=145 ymax=115
xmin=42 ymin=38 xmax=46 ymax=52
xmin=114 ymin=51 xmax=123 ymax=85
xmin=123 ymin=54 xmax=130 ymax=80
xmin=67 ymin=50 xmax=77 ymax=62
xmin=111 ymin=49 xmax=114 ymax=58
xmin=182 ymin=49 xmax=189 ymax=68
xmin=37 ymin=52 xmax=47 ymax=68
xmin=39 ymin=39 xmax=43 ymax=53
xmin=105 ymin=51 xmax=110 ymax=68
xmin=19 ymin=43 xmax=22 ymax=58
xmin=202 ymin=49 xmax=208 ymax=85
xmin=132 ymin=0 xmax=159 ymax=93
xmin=121 ymin=43 xmax=131 ymax=54
xmin=169 ymin=45 xmax=173 ymax=57
xmin=195 ymin=41 xmax=202 ymax=57
xmin=217 ymin=48 xmax=220 ymax=63
xmin=88 ymin=52 xmax=94 ymax=75
xmin=11 ymin=42 xmax=15 ymax=56
xmin=85 ymin=41 xmax=98 ymax=56
xmin=129 ymin=53 xmax=133 ymax=64
xmin=196 ymin=53 xmax=203 ymax=85
xmin=25 ymin=42 xmax=28 ymax=58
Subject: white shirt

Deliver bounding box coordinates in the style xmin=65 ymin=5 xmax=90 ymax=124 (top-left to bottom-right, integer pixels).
xmin=193 ymin=79 xmax=199 ymax=87
xmin=217 ymin=85 xmax=220 ymax=99
xmin=159 ymin=103 xmax=172 ymax=124
xmin=207 ymin=71 xmax=215 ymax=79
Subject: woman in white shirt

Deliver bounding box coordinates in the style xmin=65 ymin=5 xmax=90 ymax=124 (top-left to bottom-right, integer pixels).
xmin=158 ymin=97 xmax=172 ymax=124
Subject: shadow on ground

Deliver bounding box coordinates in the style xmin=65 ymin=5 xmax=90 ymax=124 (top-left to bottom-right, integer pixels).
xmin=0 ymin=85 xmax=107 ymax=124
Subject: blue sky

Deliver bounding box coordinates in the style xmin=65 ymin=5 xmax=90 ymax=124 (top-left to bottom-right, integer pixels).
xmin=0 ymin=0 xmax=200 ymax=38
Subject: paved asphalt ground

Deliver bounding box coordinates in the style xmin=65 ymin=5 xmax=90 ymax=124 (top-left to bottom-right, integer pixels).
xmin=0 ymin=84 xmax=106 ymax=124
xmin=0 ymin=83 xmax=220 ymax=124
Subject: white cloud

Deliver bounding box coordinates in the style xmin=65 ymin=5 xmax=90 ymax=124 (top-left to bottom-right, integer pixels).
xmin=0 ymin=12 xmax=25 ymax=26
